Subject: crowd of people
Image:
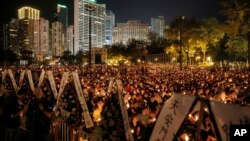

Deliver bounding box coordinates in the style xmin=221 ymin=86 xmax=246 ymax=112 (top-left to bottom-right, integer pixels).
xmin=0 ymin=65 xmax=249 ymax=141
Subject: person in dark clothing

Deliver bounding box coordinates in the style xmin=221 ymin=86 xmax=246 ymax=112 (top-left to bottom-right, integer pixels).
xmin=3 ymin=88 xmax=28 ymax=141
xmin=0 ymin=84 xmax=11 ymax=141
xmin=26 ymin=87 xmax=53 ymax=141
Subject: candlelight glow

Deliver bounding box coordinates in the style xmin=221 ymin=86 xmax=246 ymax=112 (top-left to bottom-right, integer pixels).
xmin=185 ymin=135 xmax=189 ymax=141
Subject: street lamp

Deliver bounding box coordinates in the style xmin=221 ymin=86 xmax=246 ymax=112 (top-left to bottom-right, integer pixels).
xmin=179 ymin=16 xmax=185 ymax=70
xmin=85 ymin=3 xmax=96 ymax=68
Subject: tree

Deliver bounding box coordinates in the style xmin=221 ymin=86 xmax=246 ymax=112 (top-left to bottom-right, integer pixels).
xmin=108 ymin=42 xmax=126 ymax=57
xmin=220 ymin=0 xmax=250 ymax=36
xmin=2 ymin=49 xmax=18 ymax=66
xmin=169 ymin=17 xmax=202 ymax=66
xmin=126 ymin=39 xmax=147 ymax=62
xmin=195 ymin=18 xmax=224 ymax=64
xmin=219 ymin=0 xmax=250 ymax=64
xmin=146 ymin=32 xmax=169 ymax=55
xmin=225 ymin=36 xmax=248 ymax=61
xmin=75 ymin=51 xmax=87 ymax=66
xmin=60 ymin=51 xmax=73 ymax=65
xmin=20 ymin=49 xmax=33 ymax=64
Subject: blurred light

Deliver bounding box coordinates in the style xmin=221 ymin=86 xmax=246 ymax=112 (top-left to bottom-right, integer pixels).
xmin=185 ymin=135 xmax=189 ymax=141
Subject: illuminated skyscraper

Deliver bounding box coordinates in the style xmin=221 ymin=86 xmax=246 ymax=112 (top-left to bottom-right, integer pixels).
xmin=151 ymin=16 xmax=165 ymax=37
xmin=67 ymin=25 xmax=74 ymax=53
xmin=8 ymin=19 xmax=19 ymax=53
xmin=54 ymin=4 xmax=68 ymax=29
xmin=33 ymin=18 xmax=50 ymax=61
xmin=18 ymin=7 xmax=40 ymax=20
xmin=105 ymin=10 xmax=115 ymax=45
xmin=74 ymin=0 xmax=106 ymax=54
xmin=0 ymin=24 xmax=9 ymax=51
xmin=54 ymin=4 xmax=68 ymax=55
xmin=52 ymin=22 xmax=65 ymax=57
xmin=18 ymin=6 xmax=40 ymax=54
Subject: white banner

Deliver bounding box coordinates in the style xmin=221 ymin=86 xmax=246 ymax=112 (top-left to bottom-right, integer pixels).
xmin=107 ymin=77 xmax=115 ymax=96
xmin=150 ymin=94 xmax=196 ymax=141
xmin=72 ymin=71 xmax=94 ymax=128
xmin=8 ymin=69 xmax=18 ymax=92
xmin=56 ymin=72 xmax=69 ymax=106
xmin=47 ymin=71 xmax=58 ymax=99
xmin=19 ymin=70 xmax=25 ymax=85
xmin=210 ymin=101 xmax=250 ymax=141
xmin=38 ymin=69 xmax=45 ymax=87
xmin=2 ymin=70 xmax=7 ymax=83
xmin=116 ymin=79 xmax=134 ymax=141
xmin=26 ymin=70 xmax=35 ymax=93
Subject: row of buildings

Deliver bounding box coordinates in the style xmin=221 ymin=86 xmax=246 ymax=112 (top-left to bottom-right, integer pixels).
xmin=0 ymin=0 xmax=167 ymax=62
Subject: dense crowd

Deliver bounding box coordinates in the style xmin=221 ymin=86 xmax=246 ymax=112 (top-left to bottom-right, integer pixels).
xmin=0 ymin=65 xmax=249 ymax=141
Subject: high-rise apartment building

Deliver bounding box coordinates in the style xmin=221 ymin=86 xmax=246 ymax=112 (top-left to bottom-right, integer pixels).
xmin=8 ymin=19 xmax=19 ymax=53
xmin=67 ymin=25 xmax=74 ymax=53
xmin=18 ymin=7 xmax=40 ymax=20
xmin=74 ymin=0 xmax=106 ymax=54
xmin=54 ymin=4 xmax=68 ymax=56
xmin=105 ymin=10 xmax=115 ymax=45
xmin=18 ymin=6 xmax=40 ymax=54
xmin=0 ymin=24 xmax=9 ymax=51
xmin=151 ymin=16 xmax=165 ymax=37
xmin=52 ymin=22 xmax=65 ymax=57
xmin=113 ymin=20 xmax=150 ymax=44
xmin=33 ymin=18 xmax=50 ymax=61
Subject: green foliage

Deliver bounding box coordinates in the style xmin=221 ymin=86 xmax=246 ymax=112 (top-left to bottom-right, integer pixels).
xmin=225 ymin=36 xmax=248 ymax=61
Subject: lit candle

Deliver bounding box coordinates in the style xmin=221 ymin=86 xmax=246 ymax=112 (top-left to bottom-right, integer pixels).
xmin=195 ymin=115 xmax=199 ymax=121
xmin=126 ymin=103 xmax=130 ymax=109
xmin=185 ymin=135 xmax=189 ymax=141
xmin=188 ymin=114 xmax=192 ymax=118
xmin=131 ymin=129 xmax=134 ymax=133
xmin=204 ymin=108 xmax=208 ymax=112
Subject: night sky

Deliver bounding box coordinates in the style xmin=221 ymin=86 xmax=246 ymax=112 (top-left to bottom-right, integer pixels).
xmin=1 ymin=0 xmax=219 ymax=25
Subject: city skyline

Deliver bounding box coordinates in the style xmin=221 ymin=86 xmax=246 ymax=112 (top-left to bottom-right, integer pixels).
xmin=1 ymin=0 xmax=219 ymax=25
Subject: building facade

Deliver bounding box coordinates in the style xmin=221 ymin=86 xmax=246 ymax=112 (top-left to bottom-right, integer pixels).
xmin=52 ymin=21 xmax=65 ymax=57
xmin=67 ymin=25 xmax=74 ymax=53
xmin=0 ymin=24 xmax=9 ymax=51
xmin=17 ymin=6 xmax=40 ymax=58
xmin=18 ymin=6 xmax=40 ymax=20
xmin=74 ymin=0 xmax=106 ymax=54
xmin=113 ymin=20 xmax=150 ymax=44
xmin=105 ymin=10 xmax=115 ymax=45
xmin=151 ymin=16 xmax=165 ymax=37
xmin=54 ymin=4 xmax=68 ymax=29
xmin=33 ymin=18 xmax=50 ymax=61
xmin=8 ymin=19 xmax=19 ymax=53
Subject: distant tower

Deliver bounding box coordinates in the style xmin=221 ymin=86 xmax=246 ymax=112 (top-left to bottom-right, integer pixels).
xmin=54 ymin=4 xmax=68 ymax=54
xmin=151 ymin=16 xmax=165 ymax=37
xmin=54 ymin=4 xmax=68 ymax=29
xmin=0 ymin=24 xmax=10 ymax=51
xmin=52 ymin=22 xmax=65 ymax=57
xmin=18 ymin=6 xmax=40 ymax=54
xmin=67 ymin=25 xmax=74 ymax=53
xmin=74 ymin=0 xmax=106 ymax=54
xmin=8 ymin=19 xmax=19 ymax=53
xmin=105 ymin=10 xmax=115 ymax=45
xmin=33 ymin=18 xmax=50 ymax=61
